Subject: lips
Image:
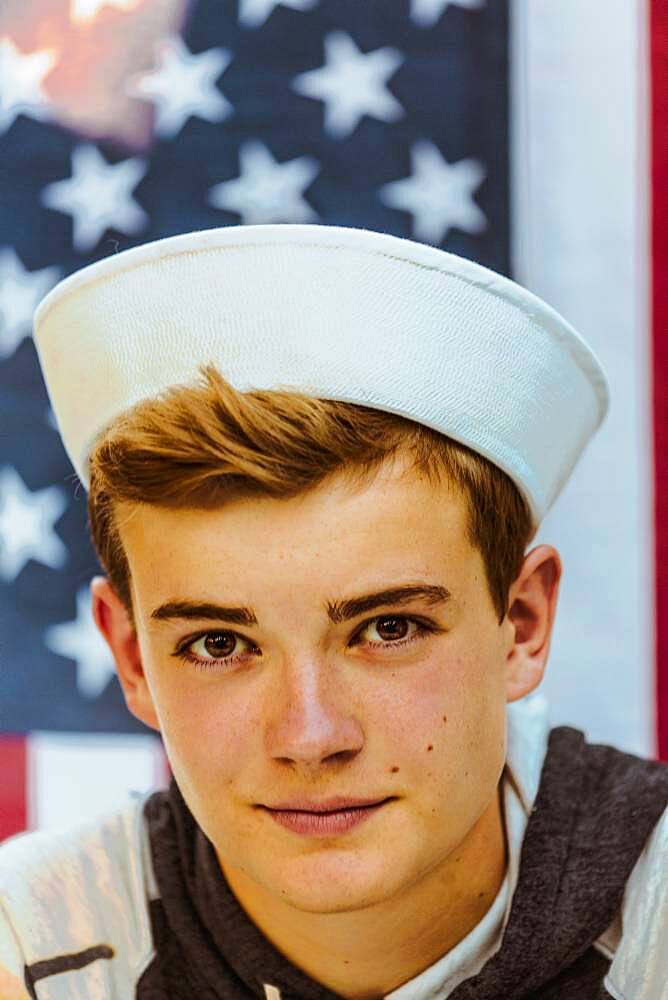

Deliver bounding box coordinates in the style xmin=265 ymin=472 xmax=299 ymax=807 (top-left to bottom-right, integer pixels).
xmin=261 ymin=796 xmax=392 ymax=813
xmin=263 ymin=800 xmax=391 ymax=836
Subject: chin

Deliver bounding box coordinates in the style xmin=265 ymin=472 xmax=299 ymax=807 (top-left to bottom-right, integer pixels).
xmin=259 ymin=851 xmax=402 ymax=912
xmin=271 ymin=878 xmax=394 ymax=914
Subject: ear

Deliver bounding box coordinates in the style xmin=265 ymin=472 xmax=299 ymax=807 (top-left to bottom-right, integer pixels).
xmin=90 ymin=576 xmax=161 ymax=733
xmin=504 ymin=545 xmax=562 ymax=703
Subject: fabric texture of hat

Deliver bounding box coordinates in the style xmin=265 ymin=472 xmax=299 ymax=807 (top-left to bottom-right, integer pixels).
xmin=32 ymin=223 xmax=610 ymax=528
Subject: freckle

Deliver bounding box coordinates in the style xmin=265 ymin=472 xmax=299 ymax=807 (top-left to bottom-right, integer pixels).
xmin=442 ymin=715 xmax=448 ymax=723
xmin=464 ymin=771 xmax=468 ymax=777
xmin=390 ymin=766 xmax=400 ymax=773
xmin=427 ymin=745 xmax=433 ymax=751
xmin=478 ymin=891 xmax=485 ymax=898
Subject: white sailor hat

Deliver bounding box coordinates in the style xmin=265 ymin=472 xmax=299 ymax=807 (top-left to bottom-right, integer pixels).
xmin=32 ymin=223 xmax=609 ymax=528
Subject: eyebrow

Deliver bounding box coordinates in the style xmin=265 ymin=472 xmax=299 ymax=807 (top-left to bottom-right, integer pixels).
xmin=149 ymin=583 xmax=454 ymax=628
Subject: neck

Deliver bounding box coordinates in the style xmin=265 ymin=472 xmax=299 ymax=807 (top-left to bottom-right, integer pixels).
xmin=218 ymin=782 xmax=509 ymax=999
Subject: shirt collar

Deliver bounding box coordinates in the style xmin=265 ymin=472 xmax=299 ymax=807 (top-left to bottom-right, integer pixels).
xmin=504 ymin=692 xmax=552 ymax=816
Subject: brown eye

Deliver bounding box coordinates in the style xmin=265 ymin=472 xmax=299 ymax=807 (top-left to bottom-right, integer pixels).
xmin=198 ymin=632 xmax=239 ymax=658
xmin=173 ymin=630 xmax=256 ymax=672
xmin=187 ymin=632 xmax=241 ymax=660
xmin=355 ymin=615 xmax=427 ymax=648
xmin=373 ymin=616 xmax=411 ymax=641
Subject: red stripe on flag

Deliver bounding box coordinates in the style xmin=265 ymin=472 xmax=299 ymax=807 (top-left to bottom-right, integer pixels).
xmin=651 ymin=0 xmax=668 ymax=760
xmin=0 ymin=735 xmax=28 ymax=842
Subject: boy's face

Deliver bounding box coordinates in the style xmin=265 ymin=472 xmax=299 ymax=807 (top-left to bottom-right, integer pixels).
xmin=94 ymin=455 xmax=559 ymax=917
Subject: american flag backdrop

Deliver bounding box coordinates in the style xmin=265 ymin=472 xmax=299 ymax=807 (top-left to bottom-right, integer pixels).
xmin=0 ymin=0 xmax=665 ymax=841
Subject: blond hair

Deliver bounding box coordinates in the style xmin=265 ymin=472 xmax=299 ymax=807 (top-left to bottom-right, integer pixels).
xmin=87 ymin=364 xmax=535 ymax=630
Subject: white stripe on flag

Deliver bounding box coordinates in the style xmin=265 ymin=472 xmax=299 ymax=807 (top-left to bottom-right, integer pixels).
xmin=510 ymin=0 xmax=654 ymax=756
xmin=26 ymin=732 xmax=168 ymax=832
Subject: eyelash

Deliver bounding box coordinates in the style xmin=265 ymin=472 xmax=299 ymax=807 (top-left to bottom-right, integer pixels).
xmin=172 ymin=616 xmax=440 ymax=673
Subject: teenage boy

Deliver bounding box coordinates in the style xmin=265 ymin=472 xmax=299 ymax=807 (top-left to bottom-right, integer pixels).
xmin=1 ymin=224 xmax=666 ymax=1000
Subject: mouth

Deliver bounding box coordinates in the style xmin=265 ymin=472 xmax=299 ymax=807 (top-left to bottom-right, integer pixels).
xmin=260 ymin=796 xmax=395 ymax=813
xmin=260 ymin=799 xmax=394 ymax=836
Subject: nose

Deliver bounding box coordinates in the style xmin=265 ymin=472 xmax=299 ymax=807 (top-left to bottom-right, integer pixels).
xmin=264 ymin=657 xmax=365 ymax=767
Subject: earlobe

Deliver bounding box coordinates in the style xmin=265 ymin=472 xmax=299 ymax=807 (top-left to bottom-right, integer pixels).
xmin=505 ymin=654 xmax=545 ymax=703
xmin=89 ymin=576 xmax=161 ymax=733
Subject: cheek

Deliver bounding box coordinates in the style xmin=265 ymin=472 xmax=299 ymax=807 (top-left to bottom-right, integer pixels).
xmin=150 ymin=670 xmax=251 ymax=782
xmin=386 ymin=648 xmax=492 ymax=736
xmin=388 ymin=650 xmax=506 ymax=804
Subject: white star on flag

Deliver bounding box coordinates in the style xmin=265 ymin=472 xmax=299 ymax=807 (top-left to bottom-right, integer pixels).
xmin=238 ymin=0 xmax=319 ymax=29
xmin=0 ymin=248 xmax=61 ymax=361
xmin=378 ymin=139 xmax=487 ymax=245
xmin=40 ymin=144 xmax=149 ymax=253
xmin=44 ymin=584 xmax=118 ymax=700
xmin=126 ymin=35 xmax=233 ymax=139
xmin=70 ymin=0 xmax=141 ymax=24
xmin=208 ymin=138 xmax=320 ymax=224
xmin=291 ymin=30 xmax=404 ymax=140
xmin=0 ymin=466 xmax=68 ymax=583
xmin=0 ymin=36 xmax=56 ymax=135
xmin=410 ymin=0 xmax=485 ymax=29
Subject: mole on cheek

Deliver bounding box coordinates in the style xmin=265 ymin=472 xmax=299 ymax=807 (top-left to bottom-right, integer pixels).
xmin=427 ymin=745 xmax=433 ymax=751
xmin=442 ymin=715 xmax=448 ymax=724
xmin=390 ymin=766 xmax=400 ymax=773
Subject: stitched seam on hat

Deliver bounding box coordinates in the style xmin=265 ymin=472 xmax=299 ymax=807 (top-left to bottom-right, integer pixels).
xmin=35 ymin=240 xmax=605 ymax=398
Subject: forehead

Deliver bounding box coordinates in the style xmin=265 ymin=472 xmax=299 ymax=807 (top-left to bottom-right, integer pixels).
xmin=116 ymin=461 xmax=470 ymax=555
xmin=115 ymin=468 xmax=481 ymax=628
xmin=119 ymin=472 xmax=483 ymax=625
